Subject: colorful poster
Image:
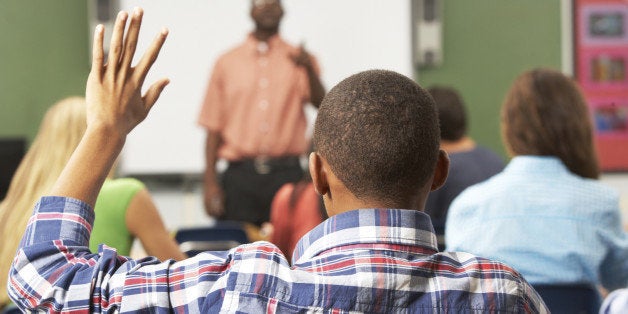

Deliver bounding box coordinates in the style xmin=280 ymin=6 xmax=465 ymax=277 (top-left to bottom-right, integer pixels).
xmin=575 ymin=0 xmax=628 ymax=170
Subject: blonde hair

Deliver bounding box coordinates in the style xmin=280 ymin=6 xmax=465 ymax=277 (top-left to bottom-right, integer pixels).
xmin=0 ymin=97 xmax=86 ymax=307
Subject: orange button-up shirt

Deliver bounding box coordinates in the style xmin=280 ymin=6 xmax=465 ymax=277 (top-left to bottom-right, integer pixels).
xmin=198 ymin=34 xmax=320 ymax=161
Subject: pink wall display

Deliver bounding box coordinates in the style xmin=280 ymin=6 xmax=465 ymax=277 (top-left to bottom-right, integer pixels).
xmin=576 ymin=0 xmax=628 ymax=170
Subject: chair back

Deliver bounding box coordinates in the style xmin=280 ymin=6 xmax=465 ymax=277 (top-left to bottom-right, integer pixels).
xmin=175 ymin=221 xmax=249 ymax=257
xmin=532 ymin=284 xmax=601 ymax=314
xmin=1 ymin=304 xmax=21 ymax=314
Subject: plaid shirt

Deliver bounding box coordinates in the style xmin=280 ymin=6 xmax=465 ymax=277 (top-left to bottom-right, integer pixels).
xmin=9 ymin=197 xmax=548 ymax=313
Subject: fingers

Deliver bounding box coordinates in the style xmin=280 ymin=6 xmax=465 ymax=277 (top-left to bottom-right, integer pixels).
xmin=134 ymin=27 xmax=169 ymax=84
xmin=143 ymin=78 xmax=170 ymax=110
xmin=107 ymin=11 xmax=129 ymax=70
xmin=90 ymin=24 xmax=105 ymax=79
xmin=120 ymin=7 xmax=143 ymax=71
xmin=85 ymin=7 xmax=170 ymax=137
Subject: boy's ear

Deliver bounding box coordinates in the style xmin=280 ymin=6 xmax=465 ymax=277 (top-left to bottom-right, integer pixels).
xmin=430 ymin=150 xmax=449 ymax=191
xmin=309 ymin=152 xmax=329 ymax=196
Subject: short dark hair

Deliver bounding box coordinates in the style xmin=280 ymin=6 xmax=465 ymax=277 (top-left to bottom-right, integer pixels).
xmin=427 ymin=86 xmax=467 ymax=141
xmin=251 ymin=0 xmax=281 ymax=9
xmin=313 ymin=70 xmax=440 ymax=204
xmin=502 ymin=68 xmax=599 ymax=179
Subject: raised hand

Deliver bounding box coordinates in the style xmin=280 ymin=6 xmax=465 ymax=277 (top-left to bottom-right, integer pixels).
xmin=50 ymin=8 xmax=169 ymax=207
xmin=86 ymin=7 xmax=170 ymax=138
xmin=289 ymin=44 xmax=325 ymax=107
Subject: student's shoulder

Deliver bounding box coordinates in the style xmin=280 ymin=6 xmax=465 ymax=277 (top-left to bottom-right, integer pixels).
xmin=101 ymin=178 xmax=145 ymax=195
xmin=275 ymin=183 xmax=296 ymax=199
xmin=433 ymin=251 xmax=521 ymax=276
xmin=231 ymin=241 xmax=292 ymax=269
xmin=432 ymin=251 xmax=544 ymax=310
xmin=473 ymin=145 xmax=505 ymax=164
xmin=577 ymin=175 xmax=620 ymax=199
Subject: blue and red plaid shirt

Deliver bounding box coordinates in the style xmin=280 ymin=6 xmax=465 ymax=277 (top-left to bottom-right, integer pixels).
xmin=9 ymin=196 xmax=548 ymax=313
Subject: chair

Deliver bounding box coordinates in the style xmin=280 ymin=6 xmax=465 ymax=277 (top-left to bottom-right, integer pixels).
xmin=174 ymin=221 xmax=250 ymax=257
xmin=532 ymin=284 xmax=601 ymax=314
xmin=1 ymin=305 xmax=21 ymax=314
xmin=0 ymin=138 xmax=26 ymax=200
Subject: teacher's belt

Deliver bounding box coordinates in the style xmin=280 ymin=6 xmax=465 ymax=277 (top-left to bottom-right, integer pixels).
xmin=228 ymin=156 xmax=301 ymax=175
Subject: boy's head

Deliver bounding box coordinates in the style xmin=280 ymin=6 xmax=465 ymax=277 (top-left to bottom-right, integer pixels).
xmin=427 ymin=86 xmax=467 ymax=142
xmin=311 ymin=70 xmax=447 ymax=212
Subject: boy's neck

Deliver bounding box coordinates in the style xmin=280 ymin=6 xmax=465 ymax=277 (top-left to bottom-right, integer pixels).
xmin=440 ymin=136 xmax=476 ymax=154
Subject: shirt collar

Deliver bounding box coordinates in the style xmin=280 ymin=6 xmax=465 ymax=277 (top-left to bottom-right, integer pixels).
xmin=505 ymin=155 xmax=568 ymax=175
xmin=245 ymin=33 xmax=283 ymax=54
xmin=292 ymin=208 xmax=438 ymax=264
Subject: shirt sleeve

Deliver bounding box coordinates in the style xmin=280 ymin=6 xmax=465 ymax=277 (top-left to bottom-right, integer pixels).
xmin=300 ymin=54 xmax=321 ymax=104
xmin=597 ymin=194 xmax=628 ymax=291
xmin=198 ymin=59 xmax=226 ymax=132
xmin=519 ymin=278 xmax=549 ymax=313
xmin=8 ymin=196 xmax=232 ymax=312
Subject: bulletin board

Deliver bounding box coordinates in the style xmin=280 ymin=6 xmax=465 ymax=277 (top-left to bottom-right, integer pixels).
xmin=575 ymin=0 xmax=628 ymax=171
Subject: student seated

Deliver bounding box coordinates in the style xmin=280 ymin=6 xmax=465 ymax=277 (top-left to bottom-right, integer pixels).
xmin=0 ymin=97 xmax=185 ymax=311
xmin=7 ymin=9 xmax=547 ymax=312
xmin=445 ymin=68 xmax=628 ymax=292
xmin=424 ymin=86 xmax=504 ymax=237
xmin=267 ymin=154 xmax=326 ymax=262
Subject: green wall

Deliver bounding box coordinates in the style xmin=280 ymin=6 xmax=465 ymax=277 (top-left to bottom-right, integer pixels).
xmin=0 ymin=1 xmax=89 ymax=144
xmin=418 ymin=0 xmax=562 ymax=158
xmin=0 ymin=1 xmax=563 ymax=154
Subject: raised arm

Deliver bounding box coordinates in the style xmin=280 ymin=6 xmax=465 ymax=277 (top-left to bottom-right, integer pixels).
xmin=51 ymin=8 xmax=169 ymax=206
xmin=290 ymin=46 xmax=325 ymax=108
xmin=10 ymin=8 xmax=288 ymax=313
xmin=7 ymin=8 xmax=182 ymax=312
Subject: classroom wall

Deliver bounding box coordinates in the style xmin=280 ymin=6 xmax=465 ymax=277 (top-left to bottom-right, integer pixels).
xmin=0 ymin=0 xmax=563 ymax=156
xmin=117 ymin=0 xmax=413 ymax=175
xmin=418 ymin=0 xmax=563 ymax=158
xmin=0 ymin=1 xmax=89 ymax=144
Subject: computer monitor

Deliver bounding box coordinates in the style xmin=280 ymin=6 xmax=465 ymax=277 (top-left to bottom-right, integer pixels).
xmin=0 ymin=138 xmax=26 ymax=200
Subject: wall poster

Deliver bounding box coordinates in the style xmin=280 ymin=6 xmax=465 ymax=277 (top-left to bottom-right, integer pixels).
xmin=575 ymin=0 xmax=628 ymax=170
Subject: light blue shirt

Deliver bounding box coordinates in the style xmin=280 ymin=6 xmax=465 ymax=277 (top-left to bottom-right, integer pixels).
xmin=445 ymin=156 xmax=628 ymax=290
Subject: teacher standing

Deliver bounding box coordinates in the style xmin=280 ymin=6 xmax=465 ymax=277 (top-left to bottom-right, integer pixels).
xmin=198 ymin=0 xmax=325 ymax=226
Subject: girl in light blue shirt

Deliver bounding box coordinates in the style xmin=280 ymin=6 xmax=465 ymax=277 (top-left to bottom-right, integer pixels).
xmin=446 ymin=68 xmax=628 ymax=293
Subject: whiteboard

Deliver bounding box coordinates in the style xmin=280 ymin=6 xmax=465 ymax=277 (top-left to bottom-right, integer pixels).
xmin=118 ymin=0 xmax=413 ymax=175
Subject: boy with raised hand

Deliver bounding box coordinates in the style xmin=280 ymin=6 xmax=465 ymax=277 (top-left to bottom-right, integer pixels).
xmin=8 ymin=8 xmax=547 ymax=313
